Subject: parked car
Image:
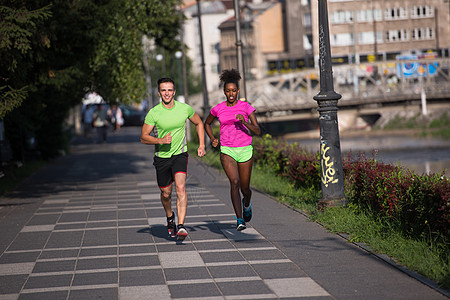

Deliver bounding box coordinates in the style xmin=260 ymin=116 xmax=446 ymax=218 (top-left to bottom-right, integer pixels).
xmin=120 ymin=105 xmax=147 ymax=126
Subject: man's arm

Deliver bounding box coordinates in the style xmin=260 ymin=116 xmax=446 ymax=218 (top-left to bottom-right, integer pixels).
xmin=140 ymin=123 xmax=172 ymax=145
xmin=189 ymin=113 xmax=206 ymax=157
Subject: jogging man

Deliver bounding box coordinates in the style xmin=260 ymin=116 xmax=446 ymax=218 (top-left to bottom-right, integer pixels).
xmin=141 ymin=77 xmax=206 ymax=240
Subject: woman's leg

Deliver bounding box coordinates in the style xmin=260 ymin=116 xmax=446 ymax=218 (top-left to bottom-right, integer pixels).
xmin=238 ymin=158 xmax=253 ymax=207
xmin=220 ymin=153 xmax=242 ymax=219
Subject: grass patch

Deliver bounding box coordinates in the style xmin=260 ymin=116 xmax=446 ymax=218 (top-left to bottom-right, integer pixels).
xmin=0 ymin=160 xmax=46 ymax=196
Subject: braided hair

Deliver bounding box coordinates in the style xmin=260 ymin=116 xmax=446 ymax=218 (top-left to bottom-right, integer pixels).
xmin=219 ymin=69 xmax=241 ymax=90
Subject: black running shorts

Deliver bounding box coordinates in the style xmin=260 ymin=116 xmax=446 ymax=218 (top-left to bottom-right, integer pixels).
xmin=153 ymin=152 xmax=189 ymax=188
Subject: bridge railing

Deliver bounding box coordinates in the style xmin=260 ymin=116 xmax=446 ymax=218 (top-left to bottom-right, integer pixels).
xmin=188 ymin=58 xmax=450 ymax=116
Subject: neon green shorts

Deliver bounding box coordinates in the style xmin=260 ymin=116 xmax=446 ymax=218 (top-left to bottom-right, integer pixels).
xmin=220 ymin=145 xmax=253 ymax=163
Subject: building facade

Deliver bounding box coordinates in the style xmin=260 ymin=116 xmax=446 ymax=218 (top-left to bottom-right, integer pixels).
xmin=311 ymin=0 xmax=450 ymax=64
xmin=218 ymin=0 xmax=314 ymax=78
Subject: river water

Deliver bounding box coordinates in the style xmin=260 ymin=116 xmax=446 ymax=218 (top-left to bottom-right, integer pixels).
xmin=289 ymin=134 xmax=450 ymax=176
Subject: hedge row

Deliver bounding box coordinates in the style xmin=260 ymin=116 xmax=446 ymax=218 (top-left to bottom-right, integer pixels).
xmin=252 ymin=134 xmax=449 ymax=243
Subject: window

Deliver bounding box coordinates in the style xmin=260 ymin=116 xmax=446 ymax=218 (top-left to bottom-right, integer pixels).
xmin=384 ymin=7 xmax=408 ymax=20
xmin=385 ymin=29 xmax=408 ymax=42
xmin=331 ymin=33 xmax=353 ymax=46
xmin=411 ymin=5 xmax=434 ymax=18
xmin=412 ymin=27 xmax=434 ymax=40
xmin=330 ymin=10 xmax=353 ymax=24
xmin=303 ymin=13 xmax=311 ymax=27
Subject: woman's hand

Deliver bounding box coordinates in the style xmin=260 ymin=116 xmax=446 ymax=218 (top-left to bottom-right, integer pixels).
xmin=211 ymin=138 xmax=219 ymax=148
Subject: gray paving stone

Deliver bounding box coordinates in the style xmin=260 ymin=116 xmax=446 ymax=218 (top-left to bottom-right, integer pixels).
xmin=118 ymin=210 xmax=147 ymax=220
xmin=119 ymin=269 xmax=165 ymax=286
xmin=26 ymin=214 xmax=60 ymax=225
xmin=252 ymin=262 xmax=308 ymax=279
xmin=86 ymin=221 xmax=116 ymax=229
xmin=0 ymin=274 xmax=28 ymax=293
xmin=119 ymin=285 xmax=171 ymax=300
xmin=18 ymin=290 xmax=69 ymax=300
xmin=54 ymin=223 xmax=86 ymax=230
xmin=192 ymin=240 xmax=234 ymax=251
xmin=240 ymin=249 xmax=287 ymax=261
xmin=119 ymin=255 xmax=159 ymax=268
xmin=82 ymin=229 xmax=117 ymax=247
xmin=119 ymin=245 xmax=156 ymax=255
xmin=0 ymin=252 xmax=40 ymax=264
xmin=88 ymin=211 xmax=117 ymax=221
xmin=76 ymin=257 xmax=117 ymax=270
xmin=199 ymin=251 xmax=245 ymax=264
xmin=80 ymin=247 xmax=117 ymax=257
xmin=32 ymin=260 xmax=76 ymax=273
xmin=24 ymin=274 xmax=73 ymax=289
xmin=7 ymin=232 xmax=51 ymax=251
xmin=156 ymin=243 xmax=196 ymax=253
xmin=68 ymin=287 xmax=118 ymax=300
xmin=164 ymin=267 xmax=211 ymax=281
xmin=216 ymin=279 xmax=272 ymax=296
xmin=72 ymin=271 xmax=117 ymax=286
xmin=264 ymin=278 xmax=330 ymax=298
xmin=40 ymin=249 xmax=79 ymax=260
xmin=46 ymin=231 xmax=84 ymax=248
xmin=208 ymin=264 xmax=258 ymax=278
xmin=58 ymin=213 xmax=89 ymax=223
xmin=118 ymin=220 xmax=148 ymax=227
xmin=168 ymin=282 xmax=221 ymax=298
xmin=118 ymin=228 xmax=153 ymax=245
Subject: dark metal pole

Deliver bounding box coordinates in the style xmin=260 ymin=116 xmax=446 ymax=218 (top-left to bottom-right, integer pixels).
xmin=179 ymin=9 xmax=189 ymax=102
xmin=233 ymin=0 xmax=247 ymax=101
xmin=196 ymin=0 xmax=210 ymax=120
xmin=313 ymin=0 xmax=346 ymax=209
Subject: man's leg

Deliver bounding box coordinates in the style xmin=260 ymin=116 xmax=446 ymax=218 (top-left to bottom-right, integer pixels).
xmin=173 ymin=172 xmax=187 ymax=225
xmin=159 ymin=184 xmax=173 ymax=217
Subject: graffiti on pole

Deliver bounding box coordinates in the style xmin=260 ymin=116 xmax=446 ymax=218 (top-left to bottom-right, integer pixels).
xmin=321 ymin=143 xmax=338 ymax=187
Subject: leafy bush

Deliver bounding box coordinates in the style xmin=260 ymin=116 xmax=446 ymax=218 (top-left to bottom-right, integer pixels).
xmin=254 ymin=134 xmax=449 ymax=246
xmin=253 ymin=134 xmax=321 ymax=189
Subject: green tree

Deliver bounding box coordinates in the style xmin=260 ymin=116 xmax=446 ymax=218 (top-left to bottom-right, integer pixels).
xmin=91 ymin=0 xmax=181 ymax=104
xmin=0 ymin=2 xmax=52 ymax=118
xmin=2 ymin=0 xmax=183 ymax=160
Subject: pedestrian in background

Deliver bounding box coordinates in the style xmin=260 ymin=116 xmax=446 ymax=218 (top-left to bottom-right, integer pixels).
xmin=82 ymin=104 xmax=95 ymax=139
xmin=92 ymin=104 xmax=112 ymax=143
xmin=140 ymin=77 xmax=206 ymax=240
xmin=110 ymin=104 xmax=124 ymax=132
xmin=204 ymin=69 xmax=261 ymax=231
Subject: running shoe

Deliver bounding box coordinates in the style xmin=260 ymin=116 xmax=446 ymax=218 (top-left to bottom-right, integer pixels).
xmin=242 ymin=199 xmax=252 ymax=222
xmin=177 ymin=224 xmax=188 ymax=241
xmin=167 ymin=211 xmax=177 ymax=238
xmin=236 ymin=218 xmax=246 ymax=231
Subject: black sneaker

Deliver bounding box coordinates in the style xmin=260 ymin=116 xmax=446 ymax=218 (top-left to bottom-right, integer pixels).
xmin=176 ymin=224 xmax=188 ymax=241
xmin=236 ymin=218 xmax=246 ymax=231
xmin=167 ymin=211 xmax=177 ymax=237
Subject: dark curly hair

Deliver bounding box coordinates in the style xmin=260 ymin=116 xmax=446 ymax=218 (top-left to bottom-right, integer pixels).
xmin=219 ymin=69 xmax=241 ymax=90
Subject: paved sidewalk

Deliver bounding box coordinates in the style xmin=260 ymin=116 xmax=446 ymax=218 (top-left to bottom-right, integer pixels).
xmin=0 ymin=127 xmax=447 ymax=300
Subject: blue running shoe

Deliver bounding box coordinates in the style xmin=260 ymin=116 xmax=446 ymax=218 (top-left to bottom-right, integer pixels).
xmin=236 ymin=218 xmax=246 ymax=231
xmin=243 ymin=199 xmax=252 ymax=222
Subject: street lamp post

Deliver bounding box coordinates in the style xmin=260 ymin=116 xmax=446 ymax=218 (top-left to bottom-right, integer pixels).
xmin=313 ymin=0 xmax=346 ymax=209
xmin=196 ymin=0 xmax=210 ymax=120
xmin=175 ymin=51 xmax=183 ymax=102
xmin=233 ymin=0 xmax=247 ymax=101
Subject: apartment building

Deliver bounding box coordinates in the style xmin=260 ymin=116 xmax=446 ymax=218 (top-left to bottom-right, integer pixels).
xmin=311 ymin=0 xmax=450 ymax=64
xmin=218 ymin=0 xmax=313 ymax=78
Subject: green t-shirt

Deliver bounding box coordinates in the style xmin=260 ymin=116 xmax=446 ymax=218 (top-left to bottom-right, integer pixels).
xmin=145 ymin=101 xmax=195 ymax=158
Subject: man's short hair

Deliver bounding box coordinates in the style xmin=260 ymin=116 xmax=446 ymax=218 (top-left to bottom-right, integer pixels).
xmin=157 ymin=78 xmax=175 ymax=90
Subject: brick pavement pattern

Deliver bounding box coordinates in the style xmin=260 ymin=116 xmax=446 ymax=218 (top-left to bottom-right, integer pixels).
xmin=0 ymin=127 xmax=446 ymax=300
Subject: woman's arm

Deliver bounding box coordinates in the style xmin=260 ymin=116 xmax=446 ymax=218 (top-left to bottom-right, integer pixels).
xmin=236 ymin=112 xmax=261 ymax=136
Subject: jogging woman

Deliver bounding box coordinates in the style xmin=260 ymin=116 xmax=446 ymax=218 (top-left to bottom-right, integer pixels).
xmin=204 ymin=69 xmax=261 ymax=231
